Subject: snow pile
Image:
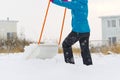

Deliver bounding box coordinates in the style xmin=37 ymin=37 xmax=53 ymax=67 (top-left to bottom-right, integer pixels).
xmin=23 ymin=43 xmax=58 ymax=59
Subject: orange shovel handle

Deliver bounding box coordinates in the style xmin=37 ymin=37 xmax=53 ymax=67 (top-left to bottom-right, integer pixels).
xmin=58 ymin=8 xmax=67 ymax=45
xmin=38 ymin=0 xmax=51 ymax=44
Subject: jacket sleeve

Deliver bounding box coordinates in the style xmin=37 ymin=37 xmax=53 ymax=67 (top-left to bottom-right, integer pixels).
xmin=52 ymin=0 xmax=80 ymax=10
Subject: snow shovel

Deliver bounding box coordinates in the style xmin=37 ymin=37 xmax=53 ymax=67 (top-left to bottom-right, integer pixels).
xmin=25 ymin=0 xmax=67 ymax=59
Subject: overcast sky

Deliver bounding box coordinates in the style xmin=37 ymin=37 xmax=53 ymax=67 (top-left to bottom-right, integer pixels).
xmin=0 ymin=0 xmax=120 ymax=42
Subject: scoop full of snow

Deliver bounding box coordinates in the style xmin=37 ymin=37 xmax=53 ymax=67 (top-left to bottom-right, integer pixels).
xmin=23 ymin=43 xmax=58 ymax=59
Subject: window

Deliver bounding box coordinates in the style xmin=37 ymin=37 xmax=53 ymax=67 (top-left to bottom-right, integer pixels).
xmin=112 ymin=37 xmax=116 ymax=44
xmin=119 ymin=19 xmax=120 ymax=27
xmin=7 ymin=33 xmax=12 ymax=40
xmin=107 ymin=20 xmax=110 ymax=27
xmin=7 ymin=32 xmax=17 ymax=40
xmin=108 ymin=37 xmax=116 ymax=45
xmin=108 ymin=37 xmax=112 ymax=45
xmin=111 ymin=20 xmax=116 ymax=27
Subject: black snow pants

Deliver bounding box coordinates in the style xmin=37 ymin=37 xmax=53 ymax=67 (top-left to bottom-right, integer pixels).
xmin=62 ymin=31 xmax=92 ymax=65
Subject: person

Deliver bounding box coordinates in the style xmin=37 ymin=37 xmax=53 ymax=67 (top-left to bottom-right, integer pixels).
xmin=50 ymin=0 xmax=93 ymax=65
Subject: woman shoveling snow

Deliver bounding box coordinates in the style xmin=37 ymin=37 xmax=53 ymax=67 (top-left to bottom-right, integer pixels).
xmin=50 ymin=0 xmax=93 ymax=65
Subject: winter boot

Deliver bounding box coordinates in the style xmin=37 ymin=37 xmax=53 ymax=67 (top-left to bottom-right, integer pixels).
xmin=63 ymin=47 xmax=75 ymax=64
xmin=82 ymin=56 xmax=92 ymax=66
xmin=79 ymin=36 xmax=93 ymax=66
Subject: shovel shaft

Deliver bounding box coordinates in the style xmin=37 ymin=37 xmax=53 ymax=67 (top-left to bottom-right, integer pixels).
xmin=38 ymin=0 xmax=51 ymax=44
xmin=58 ymin=8 xmax=67 ymax=45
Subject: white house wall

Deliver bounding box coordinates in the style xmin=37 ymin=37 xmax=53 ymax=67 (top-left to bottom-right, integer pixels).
xmin=101 ymin=16 xmax=120 ymax=44
xmin=0 ymin=21 xmax=18 ymax=40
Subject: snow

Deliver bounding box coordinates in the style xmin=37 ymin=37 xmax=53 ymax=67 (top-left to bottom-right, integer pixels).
xmin=0 ymin=44 xmax=120 ymax=80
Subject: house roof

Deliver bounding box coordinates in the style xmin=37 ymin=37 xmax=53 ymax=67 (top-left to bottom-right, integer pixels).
xmin=0 ymin=18 xmax=18 ymax=23
xmin=99 ymin=15 xmax=120 ymax=19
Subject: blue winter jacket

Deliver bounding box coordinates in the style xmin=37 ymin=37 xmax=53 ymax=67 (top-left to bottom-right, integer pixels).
xmin=52 ymin=0 xmax=90 ymax=33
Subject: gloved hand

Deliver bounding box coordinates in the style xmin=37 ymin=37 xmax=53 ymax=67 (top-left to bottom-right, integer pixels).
xmin=50 ymin=0 xmax=68 ymax=2
xmin=50 ymin=0 xmax=53 ymax=2
xmin=63 ymin=0 xmax=68 ymax=1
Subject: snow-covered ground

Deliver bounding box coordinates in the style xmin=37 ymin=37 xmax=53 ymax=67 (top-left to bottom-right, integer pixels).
xmin=0 ymin=44 xmax=120 ymax=80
